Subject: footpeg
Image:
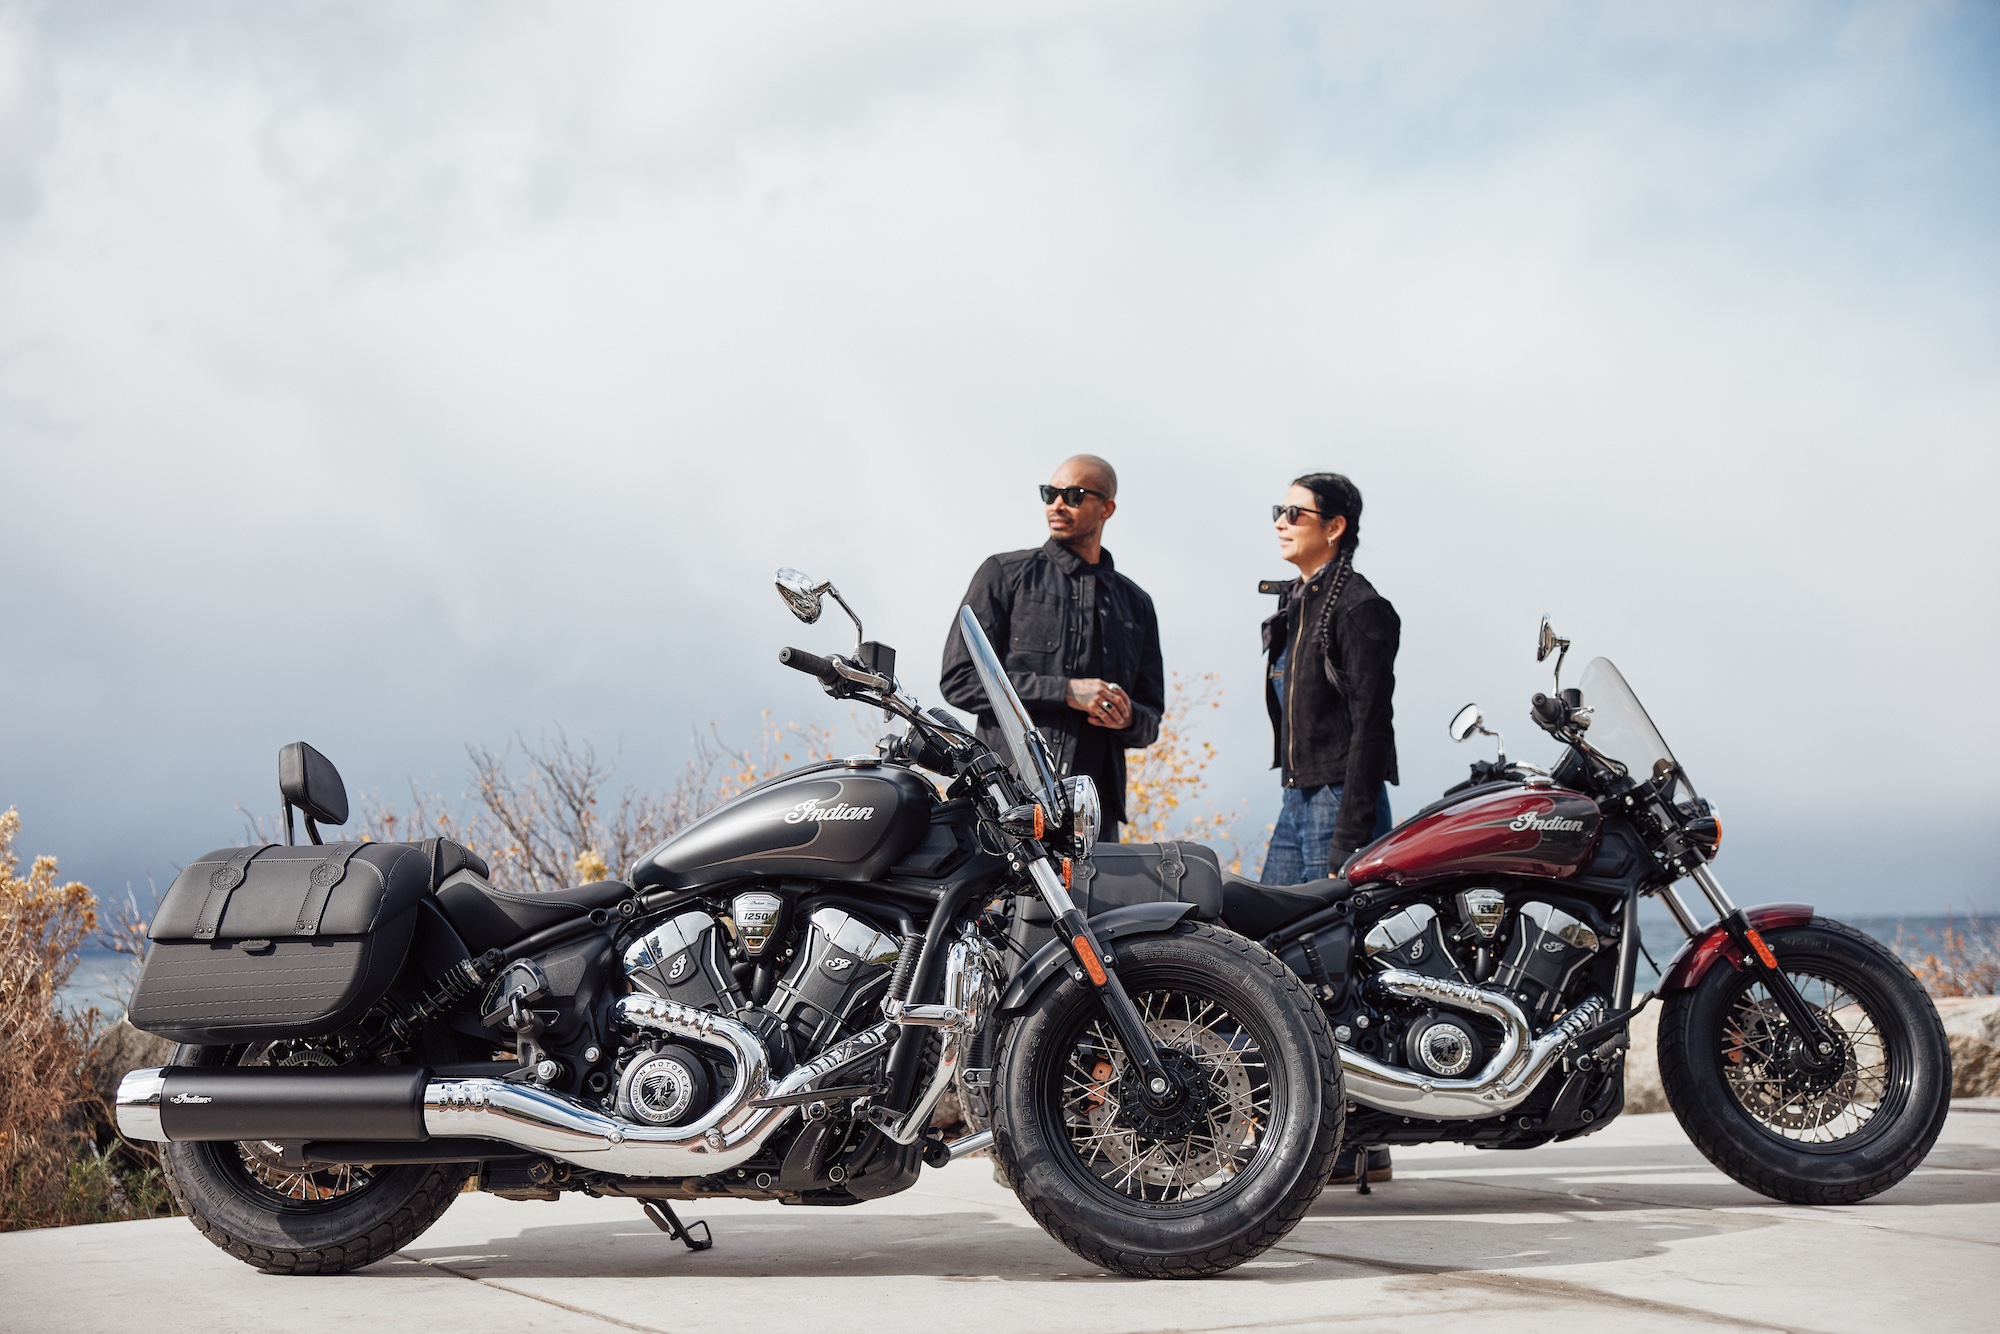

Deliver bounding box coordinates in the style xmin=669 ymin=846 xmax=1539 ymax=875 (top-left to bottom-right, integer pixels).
xmin=642 ymin=1200 xmax=713 ymax=1252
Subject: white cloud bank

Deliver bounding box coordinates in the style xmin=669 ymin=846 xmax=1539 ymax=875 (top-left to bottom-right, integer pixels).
xmin=2 ymin=1 xmax=1994 ymax=910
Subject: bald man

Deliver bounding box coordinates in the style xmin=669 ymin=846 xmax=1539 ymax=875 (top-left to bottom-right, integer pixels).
xmin=941 ymin=455 xmax=1164 ymax=841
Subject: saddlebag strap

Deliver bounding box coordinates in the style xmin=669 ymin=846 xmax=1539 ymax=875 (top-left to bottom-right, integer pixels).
xmin=1158 ymin=842 xmax=1185 ymax=901
xmin=192 ymin=844 xmax=275 ymax=941
xmin=296 ymin=844 xmax=365 ymax=937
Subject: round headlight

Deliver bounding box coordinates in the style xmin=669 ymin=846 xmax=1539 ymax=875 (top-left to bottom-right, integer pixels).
xmin=1063 ymin=775 xmax=1101 ymax=851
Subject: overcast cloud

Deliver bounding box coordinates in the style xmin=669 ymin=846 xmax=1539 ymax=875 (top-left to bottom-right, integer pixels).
xmin=2 ymin=1 xmax=1994 ymax=915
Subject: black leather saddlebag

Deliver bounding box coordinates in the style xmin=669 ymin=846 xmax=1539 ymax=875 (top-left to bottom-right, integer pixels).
xmin=1006 ymin=841 xmax=1225 ymax=973
xmin=130 ymin=842 xmax=430 ymax=1045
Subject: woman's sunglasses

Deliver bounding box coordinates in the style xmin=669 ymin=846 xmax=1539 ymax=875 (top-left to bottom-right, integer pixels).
xmin=1272 ymin=504 xmax=1326 ymax=524
xmin=1041 ymin=484 xmax=1109 ymax=506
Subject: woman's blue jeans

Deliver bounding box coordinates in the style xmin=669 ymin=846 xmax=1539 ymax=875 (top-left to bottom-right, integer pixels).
xmin=1260 ymin=783 xmax=1392 ymax=885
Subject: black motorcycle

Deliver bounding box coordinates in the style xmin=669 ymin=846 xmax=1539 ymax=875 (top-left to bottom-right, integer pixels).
xmin=1100 ymin=619 xmax=1951 ymax=1204
xmin=115 ymin=570 xmax=1342 ymax=1278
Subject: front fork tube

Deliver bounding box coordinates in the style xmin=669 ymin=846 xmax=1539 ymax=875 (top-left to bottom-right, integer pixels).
xmin=1025 ymin=858 xmax=1174 ymax=1092
xmin=1679 ymin=863 xmax=1838 ymax=1064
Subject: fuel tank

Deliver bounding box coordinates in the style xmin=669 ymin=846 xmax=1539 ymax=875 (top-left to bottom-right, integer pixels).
xmin=629 ymin=761 xmax=933 ymax=894
xmin=1344 ymin=783 xmax=1603 ymax=886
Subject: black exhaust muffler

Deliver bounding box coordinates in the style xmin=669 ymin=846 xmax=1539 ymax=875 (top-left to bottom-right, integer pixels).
xmin=116 ymin=1065 xmax=428 ymax=1143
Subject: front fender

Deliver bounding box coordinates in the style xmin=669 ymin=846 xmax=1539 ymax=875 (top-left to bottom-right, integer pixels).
xmin=997 ymin=902 xmax=1198 ymax=1014
xmin=1657 ymin=902 xmax=1815 ymax=995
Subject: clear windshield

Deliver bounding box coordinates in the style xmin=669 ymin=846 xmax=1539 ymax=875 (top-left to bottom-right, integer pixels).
xmin=956 ymin=606 xmax=1063 ymax=807
xmin=1576 ymin=657 xmax=1681 ymax=784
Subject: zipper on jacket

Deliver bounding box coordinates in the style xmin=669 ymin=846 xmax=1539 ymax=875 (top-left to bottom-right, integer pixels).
xmin=1285 ymin=577 xmax=1314 ymax=787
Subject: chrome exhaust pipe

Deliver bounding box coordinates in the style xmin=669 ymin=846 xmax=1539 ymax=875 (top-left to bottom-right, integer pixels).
xmin=1338 ymin=969 xmax=1607 ymax=1121
xmin=118 ymin=943 xmax=1001 ymax=1179
xmin=425 ymin=994 xmax=892 ymax=1177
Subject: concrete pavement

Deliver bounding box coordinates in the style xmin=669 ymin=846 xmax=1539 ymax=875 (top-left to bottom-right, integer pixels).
xmin=4 ymin=1103 xmax=1996 ymax=1333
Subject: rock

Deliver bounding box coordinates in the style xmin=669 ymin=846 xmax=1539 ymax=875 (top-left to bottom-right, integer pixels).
xmin=1624 ymin=1004 xmax=1667 ymax=1113
xmin=1618 ymin=992 xmax=2000 ymax=1114
xmin=1936 ymin=996 xmax=2000 ymax=1098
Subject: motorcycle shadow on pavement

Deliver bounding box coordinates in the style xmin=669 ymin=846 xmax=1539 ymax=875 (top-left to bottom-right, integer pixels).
xmin=377 ymin=1121 xmax=2000 ymax=1284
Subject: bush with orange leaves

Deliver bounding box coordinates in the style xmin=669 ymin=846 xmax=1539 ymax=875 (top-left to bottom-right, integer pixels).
xmin=1893 ymin=916 xmax=2000 ymax=998
xmin=1121 ymin=673 xmax=1255 ymax=874
xmin=0 ymin=808 xmax=172 ymax=1230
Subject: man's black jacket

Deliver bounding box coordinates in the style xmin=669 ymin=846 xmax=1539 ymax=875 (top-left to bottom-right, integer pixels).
xmin=1262 ymin=564 xmax=1400 ymax=854
xmin=941 ymin=540 xmax=1163 ymax=825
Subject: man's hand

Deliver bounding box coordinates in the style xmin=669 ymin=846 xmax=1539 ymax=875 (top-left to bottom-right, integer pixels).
xmin=1066 ymin=678 xmax=1133 ymax=730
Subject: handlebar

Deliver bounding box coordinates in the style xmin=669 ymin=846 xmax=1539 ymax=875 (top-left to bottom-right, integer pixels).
xmin=779 ymin=646 xmax=842 ymax=687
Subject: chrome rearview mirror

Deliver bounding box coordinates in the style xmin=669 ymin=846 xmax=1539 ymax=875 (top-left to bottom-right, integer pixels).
xmin=1448 ymin=702 xmax=1504 ymax=760
xmin=1536 ymin=616 xmax=1572 ymax=693
xmin=1448 ymin=703 xmax=1485 ymax=743
xmin=775 ymin=568 xmax=824 ymax=624
xmin=775 ymin=567 xmax=865 ymax=650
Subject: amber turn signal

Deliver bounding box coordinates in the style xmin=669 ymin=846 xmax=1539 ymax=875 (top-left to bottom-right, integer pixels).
xmin=1744 ymin=927 xmax=1778 ymax=970
xmin=1072 ymin=934 xmax=1108 ymax=987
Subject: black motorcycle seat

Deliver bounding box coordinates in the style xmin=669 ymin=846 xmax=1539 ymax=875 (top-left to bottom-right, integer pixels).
xmin=1220 ymin=873 xmax=1357 ymax=942
xmin=433 ymin=870 xmax=632 ymax=954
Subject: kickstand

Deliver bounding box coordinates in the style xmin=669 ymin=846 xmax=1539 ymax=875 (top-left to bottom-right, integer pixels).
xmin=1355 ymin=1165 xmax=1372 ymax=1197
xmin=642 ymin=1200 xmax=713 ymax=1252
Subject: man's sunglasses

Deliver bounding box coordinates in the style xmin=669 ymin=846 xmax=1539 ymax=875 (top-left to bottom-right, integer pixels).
xmin=1272 ymin=504 xmax=1326 ymax=524
xmin=1041 ymin=484 xmax=1109 ymax=506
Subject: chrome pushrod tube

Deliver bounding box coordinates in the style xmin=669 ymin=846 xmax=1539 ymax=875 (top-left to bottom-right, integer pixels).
xmin=1337 ymin=969 xmax=1607 ymax=1121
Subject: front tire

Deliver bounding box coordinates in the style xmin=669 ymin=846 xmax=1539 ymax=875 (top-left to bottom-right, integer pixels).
xmin=160 ymin=1044 xmax=471 ymax=1274
xmin=1657 ymin=917 xmax=1950 ymax=1205
xmin=993 ymin=922 xmax=1342 ymax=1277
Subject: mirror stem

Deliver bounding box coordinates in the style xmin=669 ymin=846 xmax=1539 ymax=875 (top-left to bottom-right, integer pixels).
xmin=825 ymin=586 xmax=865 ymax=651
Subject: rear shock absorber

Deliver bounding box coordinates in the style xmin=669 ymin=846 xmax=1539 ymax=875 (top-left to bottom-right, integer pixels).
xmin=382 ymin=948 xmax=506 ymax=1049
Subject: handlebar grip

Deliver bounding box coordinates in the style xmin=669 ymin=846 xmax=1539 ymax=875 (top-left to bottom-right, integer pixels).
xmin=1530 ymin=692 xmax=1567 ymax=727
xmin=779 ymin=646 xmax=841 ymax=685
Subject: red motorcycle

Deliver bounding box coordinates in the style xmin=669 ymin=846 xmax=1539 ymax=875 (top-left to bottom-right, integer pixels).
xmin=1208 ymin=619 xmax=1950 ymax=1202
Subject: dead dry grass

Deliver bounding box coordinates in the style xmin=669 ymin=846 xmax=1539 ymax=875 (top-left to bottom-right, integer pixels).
xmin=0 ymin=809 xmax=173 ymax=1231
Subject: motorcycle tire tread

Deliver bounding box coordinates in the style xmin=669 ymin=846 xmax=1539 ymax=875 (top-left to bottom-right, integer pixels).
xmin=995 ymin=921 xmax=1343 ymax=1278
xmin=165 ymin=1154 xmax=473 ymax=1275
xmin=1656 ymin=916 xmax=1951 ymax=1207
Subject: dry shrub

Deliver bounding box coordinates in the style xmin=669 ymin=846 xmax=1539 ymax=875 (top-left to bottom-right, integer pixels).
xmin=0 ymin=809 xmax=171 ymax=1231
xmin=1893 ymin=915 xmax=2000 ymax=998
xmin=1122 ymin=673 xmax=1253 ymax=873
xmin=321 ymin=717 xmax=838 ymax=894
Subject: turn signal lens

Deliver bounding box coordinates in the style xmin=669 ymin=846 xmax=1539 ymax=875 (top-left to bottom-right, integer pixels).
xmin=1072 ymin=934 xmax=1108 ymax=987
xmin=1744 ymin=927 xmax=1778 ymax=970
xmin=1061 ymin=857 xmax=1073 ymax=889
xmin=1033 ymin=804 xmax=1045 ymax=839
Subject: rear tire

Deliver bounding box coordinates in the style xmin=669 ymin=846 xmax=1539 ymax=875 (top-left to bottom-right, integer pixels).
xmin=993 ymin=922 xmax=1342 ymax=1277
xmin=1657 ymin=917 xmax=1950 ymax=1205
xmin=160 ymin=1044 xmax=471 ymax=1275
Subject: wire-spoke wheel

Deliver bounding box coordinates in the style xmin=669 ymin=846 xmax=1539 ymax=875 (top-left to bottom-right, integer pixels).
xmin=1059 ymin=992 xmax=1273 ymax=1207
xmin=1658 ymin=917 xmax=1950 ymax=1206
xmin=160 ymin=1043 xmax=471 ymax=1274
xmin=994 ymin=922 xmax=1342 ymax=1277
xmin=1719 ymin=971 xmax=1890 ymax=1145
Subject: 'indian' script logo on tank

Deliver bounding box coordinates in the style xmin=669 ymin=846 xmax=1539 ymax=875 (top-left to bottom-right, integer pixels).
xmin=781 ymin=798 xmax=877 ymax=824
xmin=1510 ymin=811 xmax=1586 ymax=833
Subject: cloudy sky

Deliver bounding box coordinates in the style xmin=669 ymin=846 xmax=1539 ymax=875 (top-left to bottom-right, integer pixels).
xmin=3 ymin=1 xmax=1994 ymax=916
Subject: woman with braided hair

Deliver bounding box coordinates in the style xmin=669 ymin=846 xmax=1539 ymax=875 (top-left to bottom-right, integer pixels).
xmin=1259 ymin=471 xmax=1402 ymax=1187
xmin=1259 ymin=472 xmax=1401 ymax=886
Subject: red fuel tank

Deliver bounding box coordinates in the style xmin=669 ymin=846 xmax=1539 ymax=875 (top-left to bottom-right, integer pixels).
xmin=1346 ymin=784 xmax=1603 ymax=886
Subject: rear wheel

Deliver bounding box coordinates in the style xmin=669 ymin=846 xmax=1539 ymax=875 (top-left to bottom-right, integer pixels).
xmin=993 ymin=922 xmax=1342 ymax=1277
xmin=1657 ymin=918 xmax=1950 ymax=1205
xmin=159 ymin=1043 xmax=471 ymax=1274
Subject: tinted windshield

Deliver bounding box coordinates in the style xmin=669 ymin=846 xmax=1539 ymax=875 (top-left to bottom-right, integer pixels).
xmin=956 ymin=606 xmax=1062 ymax=806
xmin=1576 ymin=657 xmax=1680 ymax=783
